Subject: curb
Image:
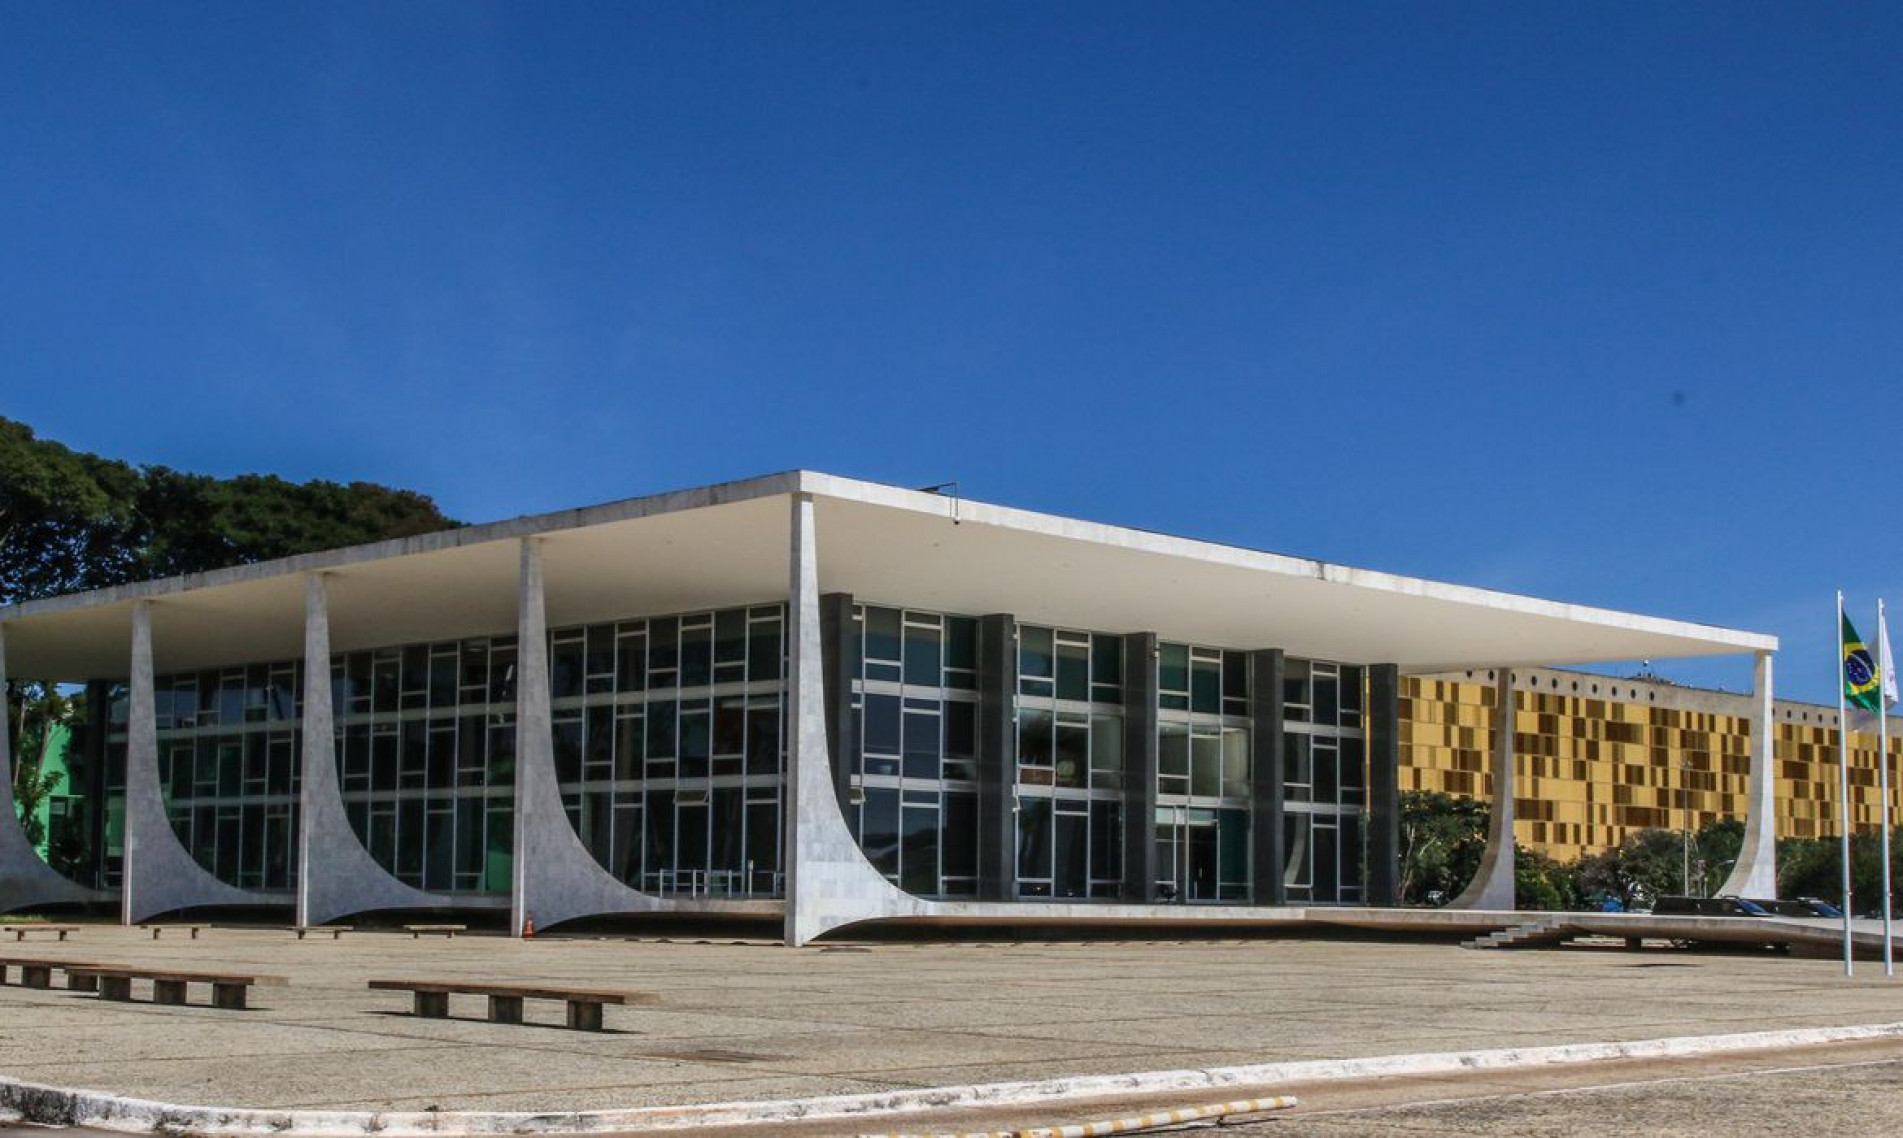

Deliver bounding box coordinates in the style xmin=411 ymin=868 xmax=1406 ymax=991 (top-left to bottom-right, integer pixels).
xmin=6 ymin=1020 xmax=1903 ymax=1135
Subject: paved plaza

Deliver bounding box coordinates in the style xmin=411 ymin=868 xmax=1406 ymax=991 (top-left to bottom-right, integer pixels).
xmin=3 ymin=925 xmax=1903 ymax=1117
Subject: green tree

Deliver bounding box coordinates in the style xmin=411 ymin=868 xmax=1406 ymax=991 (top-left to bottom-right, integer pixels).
xmin=11 ymin=762 xmax=63 ymax=850
xmin=1 ymin=417 xmax=461 ymax=604
xmin=1514 ymin=845 xmax=1576 ymax=911
xmin=1694 ymin=818 xmax=1745 ymax=896
xmin=206 ymin=474 xmax=453 ymax=561
xmin=7 ymin=681 xmax=72 ymax=850
xmin=1777 ymin=837 xmax=1838 ymax=903
xmin=1397 ymin=790 xmax=1489 ymax=905
xmin=1574 ymin=828 xmax=1687 ymax=909
xmin=1778 ymin=833 xmax=1903 ymax=914
xmin=0 ymin=419 xmax=140 ymax=601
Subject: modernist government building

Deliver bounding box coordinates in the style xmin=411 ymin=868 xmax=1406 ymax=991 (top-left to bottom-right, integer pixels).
xmin=0 ymin=472 xmax=1894 ymax=943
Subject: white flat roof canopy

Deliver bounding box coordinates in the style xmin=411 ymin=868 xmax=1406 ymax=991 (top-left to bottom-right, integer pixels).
xmin=0 ymin=470 xmax=1775 ymax=679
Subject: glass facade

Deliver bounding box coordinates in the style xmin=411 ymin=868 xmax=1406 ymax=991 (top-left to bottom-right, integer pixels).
xmin=846 ymin=604 xmax=981 ymax=898
xmin=1155 ymin=643 xmax=1250 ymax=902
xmin=1282 ymin=659 xmax=1367 ymax=903
xmin=842 ymin=605 xmax=1373 ymax=906
xmin=87 ymin=590 xmax=1374 ymax=910
xmin=1016 ymin=625 xmax=1123 ymax=899
xmin=145 ymin=663 xmax=304 ymax=890
xmin=98 ymin=603 xmax=788 ymax=900
xmin=549 ymin=604 xmax=786 ymax=897
xmin=334 ymin=637 xmax=517 ymax=893
xmin=80 ymin=687 xmax=129 ymax=890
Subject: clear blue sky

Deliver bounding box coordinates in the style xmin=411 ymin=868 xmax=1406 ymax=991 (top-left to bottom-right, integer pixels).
xmin=3 ymin=3 xmax=1898 ymax=703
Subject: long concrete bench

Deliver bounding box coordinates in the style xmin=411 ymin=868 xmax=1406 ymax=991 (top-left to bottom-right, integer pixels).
xmin=368 ymin=978 xmax=655 ymax=1031
xmin=292 ymin=926 xmax=352 ymax=940
xmin=0 ymin=957 xmax=105 ymax=991
xmin=140 ymin=923 xmax=209 ymax=940
xmin=402 ymin=924 xmax=467 ymax=939
xmin=5 ymin=924 xmax=80 ymax=942
xmin=69 ymin=965 xmax=287 ymax=1010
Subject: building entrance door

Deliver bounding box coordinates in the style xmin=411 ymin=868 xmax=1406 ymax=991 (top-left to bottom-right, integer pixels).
xmin=1154 ymin=807 xmax=1220 ymax=902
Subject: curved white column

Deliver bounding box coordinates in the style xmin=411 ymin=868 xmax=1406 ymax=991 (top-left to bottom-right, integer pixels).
xmin=296 ymin=574 xmax=465 ymax=927
xmin=1717 ymin=651 xmax=1778 ymax=898
xmin=1450 ymin=669 xmax=1517 ymax=910
xmin=785 ymin=494 xmax=935 ymax=946
xmin=122 ymin=601 xmax=283 ymax=924
xmin=510 ymin=538 xmax=771 ymax=934
xmin=0 ymin=622 xmax=114 ymax=913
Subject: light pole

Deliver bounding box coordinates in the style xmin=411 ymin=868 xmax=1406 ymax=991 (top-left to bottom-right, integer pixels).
xmin=1681 ymin=755 xmax=1695 ymax=896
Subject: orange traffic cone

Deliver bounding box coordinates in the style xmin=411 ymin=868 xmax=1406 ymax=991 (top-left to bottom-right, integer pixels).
xmin=522 ymin=912 xmax=536 ymax=939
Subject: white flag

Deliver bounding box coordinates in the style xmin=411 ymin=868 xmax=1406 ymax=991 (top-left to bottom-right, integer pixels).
xmin=1883 ymin=608 xmax=1900 ymax=708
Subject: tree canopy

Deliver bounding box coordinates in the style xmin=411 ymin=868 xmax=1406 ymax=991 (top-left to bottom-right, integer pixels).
xmin=1397 ymin=790 xmax=1489 ymax=904
xmin=0 ymin=417 xmax=460 ymax=604
xmin=1398 ymin=791 xmax=1808 ymax=912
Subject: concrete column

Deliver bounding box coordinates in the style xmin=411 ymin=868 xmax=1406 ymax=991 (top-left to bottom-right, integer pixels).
xmin=122 ymin=601 xmax=273 ymax=924
xmin=123 ymin=602 xmax=157 ymax=925
xmin=1450 ymin=669 xmax=1517 ymax=910
xmin=1717 ymin=651 xmax=1779 ymax=898
xmin=123 ymin=603 xmax=151 ymax=926
xmin=1249 ymin=649 xmax=1286 ymax=906
xmin=510 ymin=539 xmax=549 ymax=935
xmin=499 ymin=541 xmax=760 ymax=932
xmin=1122 ymin=633 xmax=1159 ymax=902
xmin=507 ymin=536 xmax=677 ymax=932
xmin=785 ymin=496 xmax=821 ymax=939
xmin=784 ymin=494 xmax=927 ymax=945
xmin=0 ymin=622 xmax=110 ymax=914
xmin=296 ymin=577 xmax=328 ymax=926
xmin=295 ymin=573 xmax=453 ymax=928
xmin=1364 ymin=664 xmax=1402 ymax=906
xmin=977 ymin=613 xmax=1016 ymax=900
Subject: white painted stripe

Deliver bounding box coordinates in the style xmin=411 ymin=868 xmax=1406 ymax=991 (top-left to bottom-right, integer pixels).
xmin=861 ymin=1095 xmax=1299 ymax=1138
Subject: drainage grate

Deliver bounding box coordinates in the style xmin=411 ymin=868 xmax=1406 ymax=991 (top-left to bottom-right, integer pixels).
xmin=643 ymin=1049 xmax=780 ymax=1065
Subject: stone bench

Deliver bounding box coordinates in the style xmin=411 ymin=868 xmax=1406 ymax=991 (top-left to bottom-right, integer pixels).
xmin=368 ymin=979 xmax=655 ymax=1031
xmin=402 ymin=924 xmax=467 ymax=938
xmin=292 ymin=926 xmax=352 ymax=940
xmin=0 ymin=957 xmax=105 ymax=991
xmin=69 ymin=965 xmax=287 ymax=1010
xmin=4 ymin=924 xmax=80 ymax=942
xmin=140 ymin=923 xmax=209 ymax=940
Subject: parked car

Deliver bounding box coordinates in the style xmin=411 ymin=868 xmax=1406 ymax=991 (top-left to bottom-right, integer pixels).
xmin=1749 ymin=897 xmax=1844 ymax=919
xmin=1651 ymin=895 xmax=1773 ymax=917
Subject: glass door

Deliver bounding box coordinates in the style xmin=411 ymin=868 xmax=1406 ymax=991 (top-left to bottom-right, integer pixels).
xmin=1154 ymin=806 xmax=1222 ymax=902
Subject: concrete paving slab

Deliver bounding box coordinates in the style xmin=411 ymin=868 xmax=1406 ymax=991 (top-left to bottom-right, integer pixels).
xmin=4 ymin=924 xmax=1903 ymax=1117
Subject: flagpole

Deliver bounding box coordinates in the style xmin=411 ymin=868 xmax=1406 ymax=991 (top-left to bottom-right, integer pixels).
xmin=1839 ymin=590 xmax=1855 ymax=977
xmin=1882 ymin=598 xmax=1895 ymax=977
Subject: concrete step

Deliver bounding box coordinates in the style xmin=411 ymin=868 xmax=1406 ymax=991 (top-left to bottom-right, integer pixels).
xmin=1463 ymin=917 xmax=1569 ymax=950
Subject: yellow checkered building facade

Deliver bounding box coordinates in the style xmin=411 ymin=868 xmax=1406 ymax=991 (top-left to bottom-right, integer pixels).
xmin=1401 ymin=667 xmax=1903 ymax=863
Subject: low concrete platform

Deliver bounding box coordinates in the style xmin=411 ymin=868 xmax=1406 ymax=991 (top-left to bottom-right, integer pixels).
xmin=3 ymin=923 xmax=1903 ymax=1118
xmin=857 ymin=904 xmax=1903 ymax=958
xmin=1315 ymin=906 xmax=1903 ymax=955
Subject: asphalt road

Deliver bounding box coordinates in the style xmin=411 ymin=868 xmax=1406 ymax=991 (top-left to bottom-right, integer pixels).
xmin=1225 ymin=1042 xmax=1903 ymax=1136
xmin=676 ymin=1038 xmax=1903 ymax=1137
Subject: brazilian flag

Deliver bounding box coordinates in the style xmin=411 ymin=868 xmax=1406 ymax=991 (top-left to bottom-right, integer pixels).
xmin=1844 ymin=613 xmax=1882 ymax=713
